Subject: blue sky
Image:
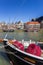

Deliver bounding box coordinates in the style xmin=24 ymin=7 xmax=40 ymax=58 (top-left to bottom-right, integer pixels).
xmin=0 ymin=0 xmax=43 ymax=23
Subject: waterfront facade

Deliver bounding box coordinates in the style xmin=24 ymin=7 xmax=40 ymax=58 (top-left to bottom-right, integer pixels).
xmin=7 ymin=23 xmax=16 ymax=30
xmin=1 ymin=23 xmax=16 ymax=31
xmin=0 ymin=20 xmax=42 ymax=32
xmin=15 ymin=21 xmax=24 ymax=29
xmin=0 ymin=22 xmax=6 ymax=30
xmin=25 ymin=21 xmax=40 ymax=32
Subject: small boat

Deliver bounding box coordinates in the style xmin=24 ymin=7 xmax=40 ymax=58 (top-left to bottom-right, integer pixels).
xmin=2 ymin=39 xmax=43 ymax=65
xmin=3 ymin=29 xmax=14 ymax=32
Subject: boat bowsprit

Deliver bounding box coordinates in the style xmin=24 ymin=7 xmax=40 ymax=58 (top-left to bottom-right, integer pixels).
xmin=3 ymin=39 xmax=43 ymax=65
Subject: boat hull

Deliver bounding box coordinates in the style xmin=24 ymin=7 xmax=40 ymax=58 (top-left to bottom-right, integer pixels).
xmin=3 ymin=40 xmax=43 ymax=65
xmin=3 ymin=29 xmax=14 ymax=32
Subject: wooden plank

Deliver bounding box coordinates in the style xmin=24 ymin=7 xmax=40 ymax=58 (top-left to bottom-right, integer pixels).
xmin=24 ymin=57 xmax=36 ymax=64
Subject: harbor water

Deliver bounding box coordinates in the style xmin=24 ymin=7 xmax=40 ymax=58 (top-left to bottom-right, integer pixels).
xmin=0 ymin=31 xmax=43 ymax=65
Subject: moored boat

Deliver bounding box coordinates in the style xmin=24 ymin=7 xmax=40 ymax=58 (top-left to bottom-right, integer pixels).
xmin=3 ymin=39 xmax=43 ymax=65
xmin=3 ymin=29 xmax=14 ymax=32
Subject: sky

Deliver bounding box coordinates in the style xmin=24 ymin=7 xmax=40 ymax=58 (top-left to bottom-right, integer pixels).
xmin=0 ymin=0 xmax=43 ymax=23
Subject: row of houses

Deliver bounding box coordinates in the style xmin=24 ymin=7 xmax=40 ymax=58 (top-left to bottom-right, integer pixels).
xmin=0 ymin=20 xmax=43 ymax=32
xmin=0 ymin=21 xmax=24 ymax=31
